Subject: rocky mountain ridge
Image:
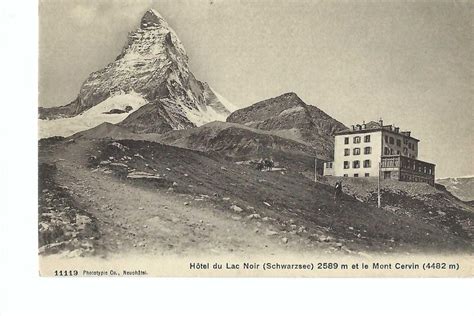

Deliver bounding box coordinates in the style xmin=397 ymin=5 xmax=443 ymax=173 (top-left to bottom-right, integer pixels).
xmin=437 ymin=177 xmax=474 ymax=202
xmin=227 ymin=92 xmax=347 ymax=160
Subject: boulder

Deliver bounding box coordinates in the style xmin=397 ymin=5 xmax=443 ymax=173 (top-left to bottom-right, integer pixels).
xmin=230 ymin=205 xmax=243 ymax=213
xmin=247 ymin=213 xmax=261 ymax=220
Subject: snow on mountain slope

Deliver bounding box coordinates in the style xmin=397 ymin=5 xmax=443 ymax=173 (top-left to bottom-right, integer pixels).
xmin=39 ymin=93 xmax=147 ymax=138
xmin=182 ymin=102 xmax=228 ymax=126
xmin=39 ymin=9 xmax=232 ymax=136
xmin=210 ymin=88 xmax=239 ymax=113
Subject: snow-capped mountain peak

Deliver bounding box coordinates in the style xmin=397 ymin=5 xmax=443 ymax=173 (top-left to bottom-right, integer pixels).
xmin=39 ymin=8 xmax=237 ymax=137
xmin=141 ymin=8 xmax=165 ymax=24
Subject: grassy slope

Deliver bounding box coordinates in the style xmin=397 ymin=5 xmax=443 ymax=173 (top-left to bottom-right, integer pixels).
xmin=39 ymin=137 xmax=474 ymax=255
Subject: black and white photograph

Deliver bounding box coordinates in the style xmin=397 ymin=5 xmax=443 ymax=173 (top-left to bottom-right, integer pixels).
xmin=35 ymin=0 xmax=473 ymax=277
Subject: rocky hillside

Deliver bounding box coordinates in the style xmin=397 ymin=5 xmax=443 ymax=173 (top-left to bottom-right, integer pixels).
xmin=39 ymin=9 xmax=235 ymax=137
xmin=68 ymin=121 xmax=318 ymax=173
xmin=156 ymin=121 xmax=319 ymax=172
xmin=156 ymin=121 xmax=315 ymax=156
xmin=324 ymin=177 xmax=474 ymax=247
xmin=226 ymin=92 xmax=346 ymax=160
xmin=437 ymin=177 xmax=474 ymax=202
xmin=38 ymin=136 xmax=474 ymax=256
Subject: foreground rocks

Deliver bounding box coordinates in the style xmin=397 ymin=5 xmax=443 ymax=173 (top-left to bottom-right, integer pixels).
xmin=38 ymin=163 xmax=100 ymax=256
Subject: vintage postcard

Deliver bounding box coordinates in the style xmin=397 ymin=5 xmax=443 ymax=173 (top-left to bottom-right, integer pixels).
xmin=38 ymin=0 xmax=473 ymax=277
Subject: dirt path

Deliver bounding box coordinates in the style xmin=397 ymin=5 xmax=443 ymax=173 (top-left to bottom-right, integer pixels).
xmin=49 ymin=145 xmax=308 ymax=257
xmin=39 ymin=138 xmax=474 ymax=258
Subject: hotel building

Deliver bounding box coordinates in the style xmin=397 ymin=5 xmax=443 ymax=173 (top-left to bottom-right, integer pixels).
xmin=323 ymin=120 xmax=435 ymax=185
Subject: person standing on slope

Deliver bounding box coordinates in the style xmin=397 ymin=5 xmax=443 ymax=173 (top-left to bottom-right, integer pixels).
xmin=334 ymin=181 xmax=343 ymax=202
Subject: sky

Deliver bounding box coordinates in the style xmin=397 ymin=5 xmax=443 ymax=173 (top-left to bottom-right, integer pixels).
xmin=39 ymin=0 xmax=473 ymax=178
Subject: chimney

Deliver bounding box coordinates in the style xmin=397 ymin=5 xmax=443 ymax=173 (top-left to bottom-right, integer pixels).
xmin=379 ymin=118 xmax=383 ymax=127
xmin=362 ymin=120 xmax=366 ymax=129
xmin=394 ymin=127 xmax=400 ymax=133
xmin=351 ymin=125 xmax=355 ymax=131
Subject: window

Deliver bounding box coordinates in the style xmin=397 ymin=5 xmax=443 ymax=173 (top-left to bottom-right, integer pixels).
xmin=384 ymin=147 xmax=390 ymax=155
xmin=364 ymin=135 xmax=371 ymax=142
xmin=397 ymin=150 xmax=400 ymax=155
xmin=408 ymin=143 xmax=412 ymax=149
xmin=365 ymin=173 xmax=370 ymax=177
xmin=343 ymin=174 xmax=348 ymax=177
xmin=344 ymin=148 xmax=350 ymax=156
xmin=390 ymin=148 xmax=394 ymax=155
xmin=363 ymin=160 xmax=371 ymax=168
xmin=353 ymin=160 xmax=360 ymax=169
xmin=364 ymin=147 xmax=371 ymax=154
xmin=344 ymin=137 xmax=349 ymax=144
xmin=385 ymin=135 xmax=389 ymax=143
xmin=343 ymin=161 xmax=350 ymax=169
xmin=389 ymin=137 xmax=394 ymax=144
xmin=403 ymin=148 xmax=408 ymax=154
xmin=353 ymin=148 xmax=360 ymax=155
xmin=403 ymin=139 xmax=408 ymax=145
xmin=396 ymin=139 xmax=401 ymax=147
xmin=353 ymin=136 xmax=361 ymax=144
xmin=354 ymin=173 xmax=359 ymax=178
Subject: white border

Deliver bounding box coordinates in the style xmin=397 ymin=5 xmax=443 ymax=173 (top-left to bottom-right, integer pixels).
xmin=0 ymin=1 xmax=472 ymax=315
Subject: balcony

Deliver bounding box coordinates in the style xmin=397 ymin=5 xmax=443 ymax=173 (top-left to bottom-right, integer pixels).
xmin=380 ymin=155 xmax=435 ymax=185
xmin=380 ymin=155 xmax=400 ymax=169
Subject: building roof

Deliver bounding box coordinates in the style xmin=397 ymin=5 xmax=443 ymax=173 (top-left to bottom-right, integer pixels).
xmin=335 ymin=120 xmax=420 ymax=142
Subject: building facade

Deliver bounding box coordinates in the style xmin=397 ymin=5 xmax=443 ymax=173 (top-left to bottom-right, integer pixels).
xmin=323 ymin=120 xmax=435 ymax=185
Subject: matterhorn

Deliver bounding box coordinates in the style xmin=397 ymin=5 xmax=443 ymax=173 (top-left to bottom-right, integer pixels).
xmin=39 ymin=9 xmax=236 ymax=138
